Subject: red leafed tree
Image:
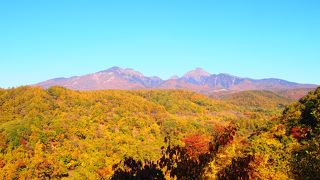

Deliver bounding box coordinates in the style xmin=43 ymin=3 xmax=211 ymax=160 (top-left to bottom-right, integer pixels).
xmin=291 ymin=127 xmax=309 ymax=141
xmin=183 ymin=134 xmax=210 ymax=160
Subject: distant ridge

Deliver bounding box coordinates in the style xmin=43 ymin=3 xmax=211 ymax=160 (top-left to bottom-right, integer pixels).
xmin=36 ymin=66 xmax=318 ymax=93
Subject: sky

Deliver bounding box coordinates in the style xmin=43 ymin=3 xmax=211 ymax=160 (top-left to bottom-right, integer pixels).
xmin=0 ymin=0 xmax=320 ymax=88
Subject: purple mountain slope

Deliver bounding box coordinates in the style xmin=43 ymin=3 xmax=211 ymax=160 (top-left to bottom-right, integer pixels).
xmin=36 ymin=67 xmax=318 ymax=93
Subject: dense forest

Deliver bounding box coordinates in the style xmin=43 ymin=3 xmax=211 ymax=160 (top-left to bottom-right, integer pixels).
xmin=0 ymin=86 xmax=319 ymax=179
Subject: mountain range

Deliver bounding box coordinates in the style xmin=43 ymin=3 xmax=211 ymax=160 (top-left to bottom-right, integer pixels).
xmin=36 ymin=66 xmax=317 ymax=94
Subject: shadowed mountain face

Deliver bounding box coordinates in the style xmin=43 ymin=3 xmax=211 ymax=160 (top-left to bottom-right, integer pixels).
xmin=36 ymin=67 xmax=317 ymax=92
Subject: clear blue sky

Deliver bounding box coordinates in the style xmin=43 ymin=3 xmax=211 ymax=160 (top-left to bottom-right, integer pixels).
xmin=1 ymin=0 xmax=319 ymax=88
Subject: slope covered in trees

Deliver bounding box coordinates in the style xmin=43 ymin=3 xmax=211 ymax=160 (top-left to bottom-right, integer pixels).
xmin=278 ymin=88 xmax=316 ymax=100
xmin=222 ymin=90 xmax=293 ymax=109
xmin=282 ymin=87 xmax=320 ymax=179
xmin=0 ymin=86 xmax=318 ymax=179
xmin=111 ymin=87 xmax=320 ymax=179
xmin=0 ymin=87 xmax=246 ymax=179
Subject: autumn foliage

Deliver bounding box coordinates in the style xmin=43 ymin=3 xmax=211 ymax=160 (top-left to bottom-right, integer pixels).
xmin=0 ymin=86 xmax=317 ymax=179
xmin=183 ymin=134 xmax=210 ymax=160
xmin=112 ymin=124 xmax=237 ymax=179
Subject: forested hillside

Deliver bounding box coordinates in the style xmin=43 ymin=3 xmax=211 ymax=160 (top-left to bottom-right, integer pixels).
xmin=0 ymin=87 xmax=239 ymax=179
xmin=222 ymin=90 xmax=293 ymax=109
xmin=282 ymin=87 xmax=320 ymax=179
xmin=0 ymin=86 xmax=318 ymax=179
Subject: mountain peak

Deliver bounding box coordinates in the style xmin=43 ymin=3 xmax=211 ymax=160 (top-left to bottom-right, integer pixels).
xmin=100 ymin=66 xmax=122 ymax=73
xmin=183 ymin=68 xmax=211 ymax=79
xmin=101 ymin=66 xmax=144 ymax=77
xmin=122 ymin=68 xmax=144 ymax=77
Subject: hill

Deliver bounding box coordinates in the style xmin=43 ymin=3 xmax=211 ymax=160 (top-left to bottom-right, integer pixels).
xmin=110 ymin=88 xmax=320 ymax=179
xmin=1 ymin=86 xmax=317 ymax=179
xmin=0 ymin=86 xmax=244 ymax=179
xmin=221 ymin=90 xmax=294 ymax=109
xmin=280 ymin=87 xmax=320 ymax=179
xmin=277 ymin=88 xmax=316 ymax=100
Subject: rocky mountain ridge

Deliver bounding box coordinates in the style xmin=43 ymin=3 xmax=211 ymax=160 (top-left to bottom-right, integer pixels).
xmin=36 ymin=66 xmax=317 ymax=93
